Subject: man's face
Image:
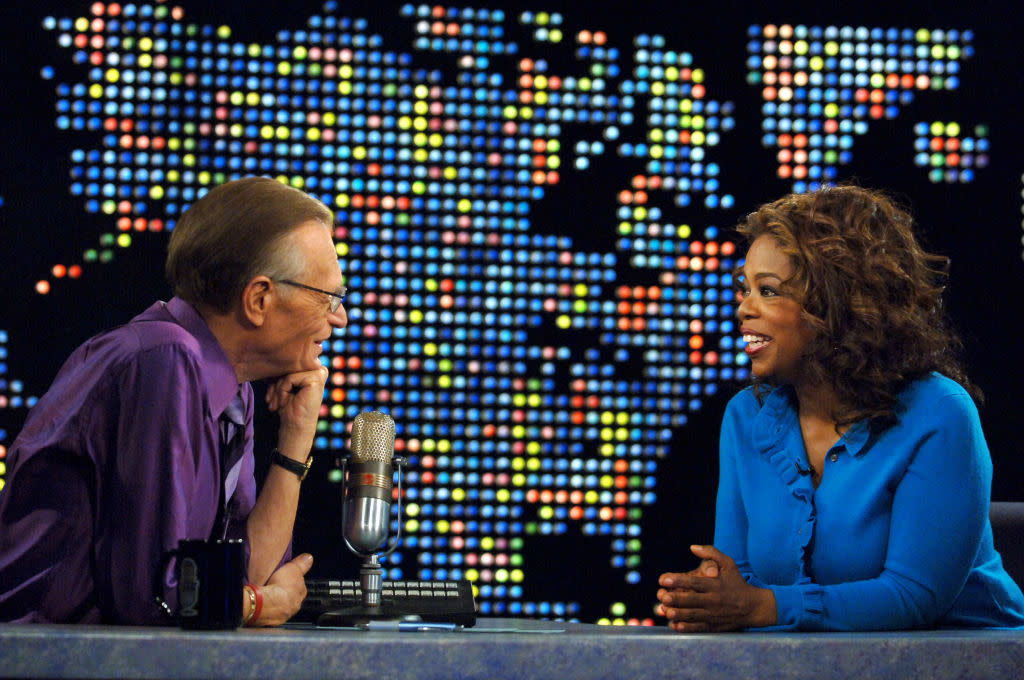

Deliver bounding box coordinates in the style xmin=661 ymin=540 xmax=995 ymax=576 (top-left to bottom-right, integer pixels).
xmin=262 ymin=221 xmax=347 ymax=377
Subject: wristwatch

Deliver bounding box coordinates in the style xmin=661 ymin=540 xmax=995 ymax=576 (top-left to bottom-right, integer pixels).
xmin=270 ymin=449 xmax=313 ymax=481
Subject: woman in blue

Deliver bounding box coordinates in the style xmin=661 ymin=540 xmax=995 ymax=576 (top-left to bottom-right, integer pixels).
xmin=656 ymin=185 xmax=1024 ymax=631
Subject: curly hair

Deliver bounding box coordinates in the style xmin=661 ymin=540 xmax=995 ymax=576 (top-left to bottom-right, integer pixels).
xmin=736 ymin=184 xmax=979 ymax=428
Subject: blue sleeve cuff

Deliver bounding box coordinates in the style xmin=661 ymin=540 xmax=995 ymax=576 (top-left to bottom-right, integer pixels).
xmin=752 ymin=584 xmax=824 ymax=631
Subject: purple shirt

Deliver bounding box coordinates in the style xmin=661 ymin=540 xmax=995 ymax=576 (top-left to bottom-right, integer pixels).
xmin=0 ymin=298 xmax=255 ymax=624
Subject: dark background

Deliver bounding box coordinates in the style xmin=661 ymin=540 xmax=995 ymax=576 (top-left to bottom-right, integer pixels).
xmin=1 ymin=0 xmax=1021 ymax=621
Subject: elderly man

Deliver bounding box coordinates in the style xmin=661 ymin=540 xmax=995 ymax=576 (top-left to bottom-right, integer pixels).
xmin=0 ymin=177 xmax=347 ymax=625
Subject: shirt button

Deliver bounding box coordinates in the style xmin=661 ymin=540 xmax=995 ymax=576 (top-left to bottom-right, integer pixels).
xmin=830 ymin=453 xmax=838 ymax=462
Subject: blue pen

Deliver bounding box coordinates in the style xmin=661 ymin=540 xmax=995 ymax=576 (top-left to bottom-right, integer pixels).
xmin=363 ymin=621 xmax=460 ymax=632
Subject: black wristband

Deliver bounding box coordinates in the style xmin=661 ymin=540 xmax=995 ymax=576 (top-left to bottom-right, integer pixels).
xmin=270 ymin=449 xmax=312 ymax=481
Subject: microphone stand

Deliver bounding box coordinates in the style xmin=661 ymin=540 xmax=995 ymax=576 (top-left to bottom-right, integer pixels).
xmin=317 ymin=455 xmax=412 ymax=627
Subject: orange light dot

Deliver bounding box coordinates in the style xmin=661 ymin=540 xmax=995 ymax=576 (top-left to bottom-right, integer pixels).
xmin=36 ymin=280 xmax=51 ymax=294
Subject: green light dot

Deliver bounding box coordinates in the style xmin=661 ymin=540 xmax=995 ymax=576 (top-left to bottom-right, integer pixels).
xmin=611 ymin=602 xmax=627 ymax=617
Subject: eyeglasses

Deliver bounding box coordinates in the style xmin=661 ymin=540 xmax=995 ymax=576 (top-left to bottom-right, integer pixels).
xmin=277 ymin=279 xmax=348 ymax=313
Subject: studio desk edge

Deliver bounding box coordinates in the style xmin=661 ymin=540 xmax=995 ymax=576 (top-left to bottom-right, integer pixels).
xmin=2 ymin=619 xmax=1024 ymax=680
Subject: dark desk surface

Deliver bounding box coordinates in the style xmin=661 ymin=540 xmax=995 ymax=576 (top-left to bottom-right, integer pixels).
xmin=2 ymin=618 xmax=1023 ymax=680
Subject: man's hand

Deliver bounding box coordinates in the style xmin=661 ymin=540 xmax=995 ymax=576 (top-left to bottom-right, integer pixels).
xmin=265 ymin=365 xmax=329 ymax=458
xmin=655 ymin=545 xmax=776 ymax=632
xmin=248 ymin=553 xmax=314 ymax=627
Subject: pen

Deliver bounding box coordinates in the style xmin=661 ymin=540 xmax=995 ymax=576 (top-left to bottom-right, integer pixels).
xmin=362 ymin=621 xmax=460 ymax=632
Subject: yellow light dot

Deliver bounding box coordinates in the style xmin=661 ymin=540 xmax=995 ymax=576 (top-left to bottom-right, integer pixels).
xmin=496 ymin=489 xmax=510 ymax=503
xmin=217 ymin=25 xmax=231 ymax=39
xmin=149 ymin=185 xmax=164 ymax=200
xmin=406 ymin=503 xmax=421 ymax=517
xmin=481 ymin=537 xmax=495 ymax=550
xmin=556 ymin=315 xmax=571 ymax=329
xmin=117 ymin=233 xmax=132 ymax=247
xmin=512 ymin=473 xmax=526 ymax=486
xmin=452 ymin=488 xmax=465 ymax=502
xmin=405 ymin=519 xmax=419 ymax=532
xmin=512 ymin=457 xmax=525 ymax=471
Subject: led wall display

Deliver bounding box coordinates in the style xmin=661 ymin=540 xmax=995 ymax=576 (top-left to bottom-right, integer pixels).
xmin=0 ymin=0 xmax=1019 ymax=625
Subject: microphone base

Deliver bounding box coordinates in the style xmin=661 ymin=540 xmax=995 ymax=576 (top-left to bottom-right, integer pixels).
xmin=315 ymin=604 xmax=423 ymax=628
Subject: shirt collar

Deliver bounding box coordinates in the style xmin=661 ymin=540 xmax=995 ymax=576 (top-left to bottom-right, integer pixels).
xmin=162 ymin=297 xmax=242 ymax=419
xmin=756 ymin=385 xmax=872 ymax=458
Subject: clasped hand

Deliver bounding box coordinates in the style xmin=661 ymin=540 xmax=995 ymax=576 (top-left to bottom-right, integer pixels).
xmin=656 ymin=545 xmax=776 ymax=632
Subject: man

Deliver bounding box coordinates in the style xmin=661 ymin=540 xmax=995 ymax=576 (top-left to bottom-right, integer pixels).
xmin=0 ymin=177 xmax=347 ymax=625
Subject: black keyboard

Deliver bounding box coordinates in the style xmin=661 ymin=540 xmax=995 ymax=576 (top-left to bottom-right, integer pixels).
xmin=296 ymin=578 xmax=477 ymax=627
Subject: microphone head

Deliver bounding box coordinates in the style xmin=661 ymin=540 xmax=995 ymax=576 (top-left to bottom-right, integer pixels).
xmin=350 ymin=411 xmax=396 ymax=463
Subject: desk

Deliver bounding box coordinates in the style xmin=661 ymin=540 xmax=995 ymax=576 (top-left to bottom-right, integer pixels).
xmin=2 ymin=619 xmax=1023 ymax=680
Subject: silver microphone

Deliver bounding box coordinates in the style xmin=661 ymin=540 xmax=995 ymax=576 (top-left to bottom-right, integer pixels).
xmin=343 ymin=411 xmax=397 ymax=555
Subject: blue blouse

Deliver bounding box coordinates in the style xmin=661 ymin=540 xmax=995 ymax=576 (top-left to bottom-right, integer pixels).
xmin=715 ymin=373 xmax=1024 ymax=630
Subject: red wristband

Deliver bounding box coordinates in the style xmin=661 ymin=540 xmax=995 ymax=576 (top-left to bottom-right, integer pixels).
xmin=248 ymin=584 xmax=263 ymax=625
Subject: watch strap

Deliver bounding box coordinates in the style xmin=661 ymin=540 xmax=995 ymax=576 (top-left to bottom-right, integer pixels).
xmin=271 ymin=449 xmax=312 ymax=481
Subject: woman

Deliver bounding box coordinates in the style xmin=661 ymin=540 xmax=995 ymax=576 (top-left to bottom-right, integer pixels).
xmin=656 ymin=185 xmax=1024 ymax=631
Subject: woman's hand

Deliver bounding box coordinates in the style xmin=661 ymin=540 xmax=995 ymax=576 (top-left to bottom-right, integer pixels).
xmin=656 ymin=545 xmax=777 ymax=632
